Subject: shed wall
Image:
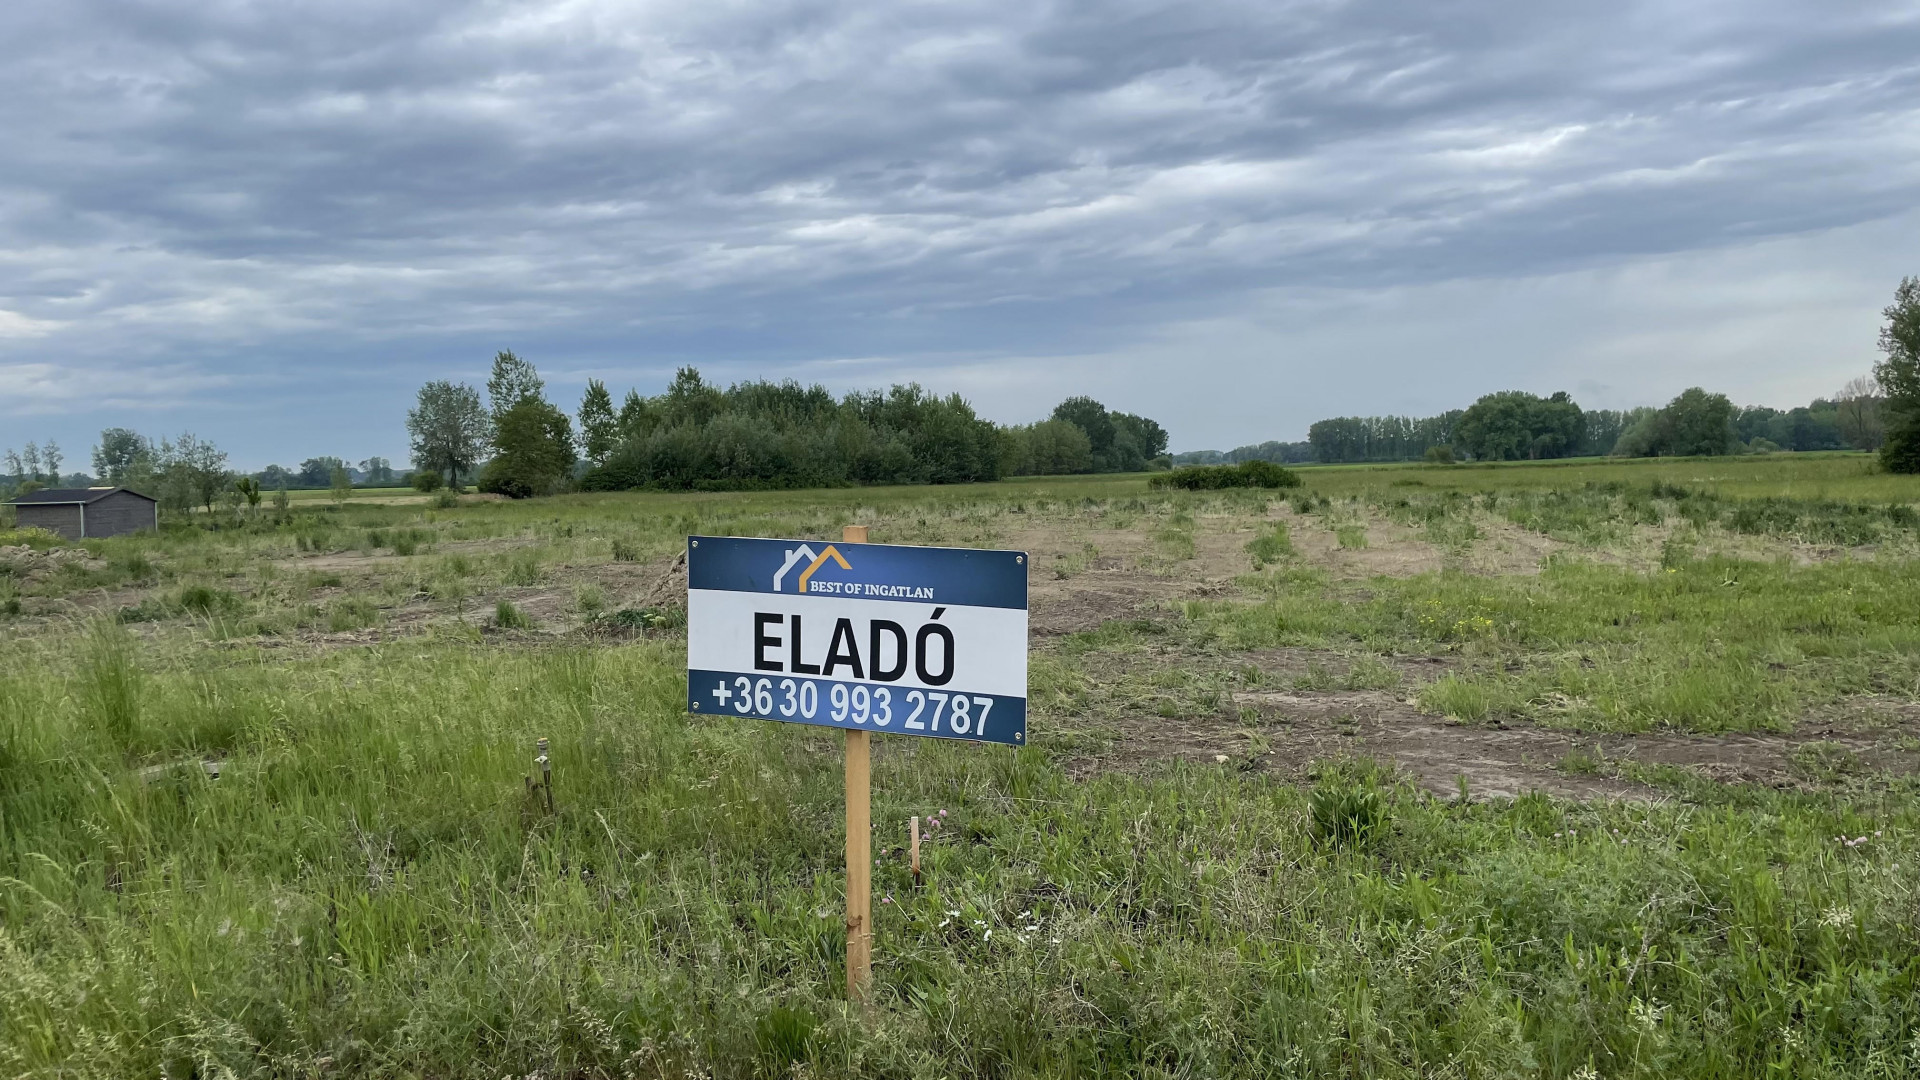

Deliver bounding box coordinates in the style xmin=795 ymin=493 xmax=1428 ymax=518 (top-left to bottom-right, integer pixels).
xmin=16 ymin=504 xmax=83 ymax=541
xmin=84 ymin=491 xmax=158 ymax=538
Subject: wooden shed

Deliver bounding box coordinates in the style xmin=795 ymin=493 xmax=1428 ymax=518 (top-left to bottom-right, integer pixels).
xmin=5 ymin=487 xmax=159 ymax=539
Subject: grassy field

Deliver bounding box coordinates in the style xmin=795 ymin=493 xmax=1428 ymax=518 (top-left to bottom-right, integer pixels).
xmin=4 ymin=453 xmax=1920 ymax=1078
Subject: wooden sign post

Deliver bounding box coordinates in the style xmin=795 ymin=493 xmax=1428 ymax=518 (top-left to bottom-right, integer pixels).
xmin=842 ymin=523 xmax=873 ymax=1004
xmin=684 ymin=525 xmax=1027 ymax=1011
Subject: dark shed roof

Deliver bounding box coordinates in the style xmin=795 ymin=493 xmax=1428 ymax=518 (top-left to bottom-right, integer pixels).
xmin=5 ymin=487 xmax=157 ymax=505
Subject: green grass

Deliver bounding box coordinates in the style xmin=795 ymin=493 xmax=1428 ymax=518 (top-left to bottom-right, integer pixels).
xmin=1246 ymin=522 xmax=1293 ymax=568
xmin=2 ymin=454 xmax=1918 ymax=1077
xmin=3 ymin=640 xmax=1917 ymax=1077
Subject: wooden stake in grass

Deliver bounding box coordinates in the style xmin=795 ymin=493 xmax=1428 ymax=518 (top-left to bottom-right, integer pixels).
xmin=910 ymin=815 xmax=922 ymax=888
xmin=536 ymin=737 xmax=553 ymax=814
xmin=841 ymin=524 xmax=872 ymax=1005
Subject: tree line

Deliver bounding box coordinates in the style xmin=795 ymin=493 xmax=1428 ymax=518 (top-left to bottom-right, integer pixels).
xmin=1175 ymin=278 xmax=1919 ymax=470
xmin=2 ymin=430 xmax=405 ymax=512
xmin=402 ymin=352 xmax=1174 ymax=497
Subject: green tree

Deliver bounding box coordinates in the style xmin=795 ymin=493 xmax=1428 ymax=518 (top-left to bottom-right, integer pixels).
xmin=358 ymin=457 xmax=396 ymax=485
xmin=1662 ymin=387 xmax=1739 ymax=456
xmin=1455 ymin=391 xmax=1583 ymax=461
xmin=578 ymin=379 xmax=618 ymax=465
xmin=329 ymin=465 xmax=353 ymax=504
xmin=233 ymin=476 xmax=262 ymax=510
xmin=94 ymin=428 xmax=154 ymax=489
xmin=153 ymin=433 xmax=231 ymax=511
xmin=480 ymin=398 xmax=578 ymax=498
xmin=1051 ymin=397 xmax=1116 ymax=460
xmin=487 ymin=350 xmax=545 ymax=424
xmin=1834 ymin=375 xmax=1883 ymax=451
xmin=41 ymin=440 xmax=63 ymax=483
xmin=1026 ymin=418 xmax=1095 ymax=474
xmin=407 ymin=381 xmax=491 ymax=488
xmin=1455 ymin=393 xmax=1532 ymax=461
xmin=1875 ymin=277 xmax=1920 ymax=473
xmin=298 ymin=457 xmax=345 ymax=488
xmin=1615 ymin=388 xmax=1738 ymax=457
xmin=661 ymin=367 xmax=723 ymax=428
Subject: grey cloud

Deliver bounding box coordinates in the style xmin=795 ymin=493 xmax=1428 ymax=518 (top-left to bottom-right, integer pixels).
xmin=1 ymin=0 xmax=1917 ymax=459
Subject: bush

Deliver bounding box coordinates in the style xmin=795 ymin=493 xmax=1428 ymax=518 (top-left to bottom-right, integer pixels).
xmin=0 ymin=527 xmax=65 ymax=550
xmin=177 ymin=584 xmax=240 ymax=616
xmin=493 ymin=600 xmax=532 ymax=630
xmin=1424 ymin=444 xmax=1456 ymax=464
xmin=432 ymin=490 xmax=460 ymax=509
xmin=411 ymin=470 xmax=445 ymax=492
xmin=1309 ymin=779 xmax=1387 ymax=848
xmin=1151 ymin=459 xmax=1302 ymax=491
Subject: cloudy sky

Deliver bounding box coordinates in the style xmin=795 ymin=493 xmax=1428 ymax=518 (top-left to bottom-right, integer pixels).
xmin=3 ymin=0 xmax=1918 ymax=468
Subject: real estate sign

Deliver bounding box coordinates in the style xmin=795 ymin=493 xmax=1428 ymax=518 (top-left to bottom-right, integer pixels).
xmin=686 ymin=535 xmax=1028 ymax=745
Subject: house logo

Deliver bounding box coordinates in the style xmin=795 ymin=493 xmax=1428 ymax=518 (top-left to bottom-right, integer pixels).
xmin=772 ymin=543 xmax=852 ymax=593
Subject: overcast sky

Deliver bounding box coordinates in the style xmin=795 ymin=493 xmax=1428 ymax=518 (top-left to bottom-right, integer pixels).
xmin=3 ymin=0 xmax=1918 ymax=468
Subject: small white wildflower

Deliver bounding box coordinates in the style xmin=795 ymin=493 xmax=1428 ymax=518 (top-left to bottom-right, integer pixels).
xmin=1628 ymin=997 xmax=1667 ymax=1032
xmin=1818 ymin=907 xmax=1854 ymax=930
xmin=1570 ymin=1066 xmax=1600 ymax=1080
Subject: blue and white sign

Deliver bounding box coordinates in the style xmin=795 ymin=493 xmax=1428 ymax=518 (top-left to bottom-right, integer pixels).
xmin=686 ymin=535 xmax=1028 ymax=745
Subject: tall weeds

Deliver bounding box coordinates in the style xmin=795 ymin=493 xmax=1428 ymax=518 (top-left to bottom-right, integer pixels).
xmin=79 ymin=619 xmax=140 ymax=749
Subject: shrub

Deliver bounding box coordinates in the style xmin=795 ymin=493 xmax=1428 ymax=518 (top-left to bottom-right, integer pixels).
xmin=493 ymin=600 xmax=532 ymax=630
xmin=432 ymin=490 xmax=460 ymax=509
xmin=610 ymin=538 xmax=641 ymax=562
xmin=177 ymin=584 xmax=240 ymax=616
xmin=411 ymin=470 xmax=445 ymax=493
xmin=1309 ymin=779 xmax=1386 ymax=848
xmin=112 ymin=552 xmax=157 ymax=581
xmin=1150 ymin=460 xmax=1303 ymax=491
xmin=0 ymin=527 xmax=64 ymax=550
xmin=1424 ymin=444 xmax=1456 ymax=464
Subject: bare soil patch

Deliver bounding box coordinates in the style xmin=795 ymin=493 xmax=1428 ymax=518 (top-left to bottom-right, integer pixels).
xmin=1051 ymin=649 xmax=1920 ymax=802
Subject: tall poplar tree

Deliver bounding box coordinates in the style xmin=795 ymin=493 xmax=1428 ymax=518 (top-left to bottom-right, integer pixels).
xmin=1876 ymin=276 xmax=1920 ymax=473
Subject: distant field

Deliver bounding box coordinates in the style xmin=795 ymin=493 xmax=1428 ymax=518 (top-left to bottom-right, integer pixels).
xmin=281 ymin=485 xmax=423 ymax=504
xmin=3 ymin=452 xmax=1918 ymax=1077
